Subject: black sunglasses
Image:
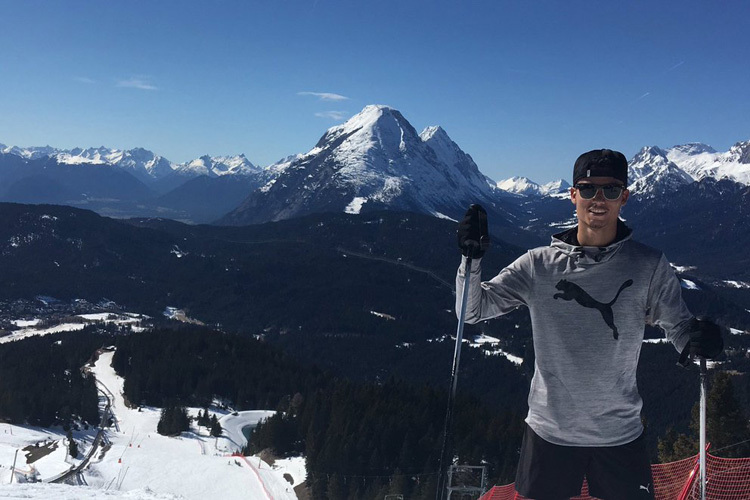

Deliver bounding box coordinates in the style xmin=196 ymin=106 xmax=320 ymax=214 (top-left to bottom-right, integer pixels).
xmin=574 ymin=183 xmax=625 ymax=200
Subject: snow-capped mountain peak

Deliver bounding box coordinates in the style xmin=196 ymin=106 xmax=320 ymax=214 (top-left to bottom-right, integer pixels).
xmin=664 ymin=140 xmax=750 ymax=185
xmin=726 ymin=140 xmax=750 ymax=164
xmin=221 ymin=104 xmax=512 ymax=226
xmin=496 ymin=177 xmax=570 ymax=197
xmin=629 ymin=146 xmax=694 ymax=196
xmin=669 ymin=143 xmax=716 ymax=156
xmin=1 ymin=144 xmax=61 ymax=160
xmin=497 ymin=176 xmax=542 ymax=196
xmin=177 ymin=154 xmax=259 ymax=177
xmin=541 ymin=179 xmax=571 ymax=193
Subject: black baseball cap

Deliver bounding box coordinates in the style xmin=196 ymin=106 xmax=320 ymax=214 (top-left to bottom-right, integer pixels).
xmin=573 ymin=149 xmax=628 ymax=186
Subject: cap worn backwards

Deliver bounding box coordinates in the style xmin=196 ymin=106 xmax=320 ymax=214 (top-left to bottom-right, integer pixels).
xmin=573 ymin=149 xmax=628 ymax=186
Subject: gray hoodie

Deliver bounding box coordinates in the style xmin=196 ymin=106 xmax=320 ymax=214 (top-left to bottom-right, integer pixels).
xmin=456 ymin=224 xmax=693 ymax=446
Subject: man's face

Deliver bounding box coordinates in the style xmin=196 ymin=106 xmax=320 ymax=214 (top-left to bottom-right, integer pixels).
xmin=569 ymin=176 xmax=629 ymax=231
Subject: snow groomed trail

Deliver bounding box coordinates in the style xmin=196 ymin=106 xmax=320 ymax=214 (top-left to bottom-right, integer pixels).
xmin=84 ymin=349 xmax=300 ymax=499
xmin=0 ymin=350 xmax=302 ymax=499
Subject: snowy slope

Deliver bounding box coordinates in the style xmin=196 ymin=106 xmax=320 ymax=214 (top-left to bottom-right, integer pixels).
xmin=221 ymin=104 xmax=517 ymax=225
xmin=0 ymin=144 xmax=260 ymax=185
xmin=628 ymin=146 xmax=695 ymax=197
xmin=667 ymin=140 xmax=750 ymax=185
xmin=171 ymin=154 xmax=260 ymax=178
xmin=496 ymin=177 xmax=569 ymax=196
xmin=0 ymin=351 xmax=303 ymax=499
xmin=496 ymin=176 xmax=541 ymax=196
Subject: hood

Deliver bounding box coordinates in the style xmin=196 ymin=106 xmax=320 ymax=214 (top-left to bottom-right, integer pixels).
xmin=551 ymin=220 xmax=633 ymax=266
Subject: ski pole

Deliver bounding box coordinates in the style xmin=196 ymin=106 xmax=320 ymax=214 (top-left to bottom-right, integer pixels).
xmin=699 ymin=357 xmax=707 ymax=500
xmin=436 ymin=257 xmax=473 ymax=500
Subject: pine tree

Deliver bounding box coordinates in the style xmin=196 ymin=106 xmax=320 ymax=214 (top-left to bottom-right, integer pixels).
xmin=67 ymin=429 xmax=78 ymax=458
xmin=210 ymin=414 xmax=222 ymax=437
xmin=157 ymin=403 xmax=190 ymax=436
xmin=703 ymin=371 xmax=750 ymax=457
xmin=658 ymin=370 xmax=750 ymax=461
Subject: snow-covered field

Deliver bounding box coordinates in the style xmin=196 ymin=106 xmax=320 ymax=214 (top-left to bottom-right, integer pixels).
xmin=0 ymin=313 xmax=149 ymax=344
xmin=0 ymin=351 xmax=306 ymax=499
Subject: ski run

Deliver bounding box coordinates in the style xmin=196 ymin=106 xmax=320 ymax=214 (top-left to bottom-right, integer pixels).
xmin=0 ymin=350 xmax=305 ymax=499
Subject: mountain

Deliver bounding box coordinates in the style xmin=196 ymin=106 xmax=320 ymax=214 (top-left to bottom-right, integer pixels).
xmin=176 ymin=154 xmax=260 ymax=177
xmin=0 ymin=202 xmax=528 ymax=336
xmin=627 ymin=177 xmax=750 ymax=281
xmin=0 ymin=156 xmax=155 ymax=207
xmin=0 ymin=147 xmax=264 ymax=221
xmin=155 ymin=174 xmax=265 ymax=223
xmin=220 ymin=106 xmax=518 ymax=224
xmin=58 ymin=147 xmax=175 ymax=186
xmin=496 ymin=176 xmax=540 ymax=196
xmin=497 ymin=176 xmax=570 ymax=196
xmin=0 ymin=143 xmax=261 ymax=190
xmin=628 ymin=146 xmax=695 ymax=198
xmin=1 ymin=144 xmax=61 ymax=160
xmin=666 ymin=140 xmax=750 ymax=185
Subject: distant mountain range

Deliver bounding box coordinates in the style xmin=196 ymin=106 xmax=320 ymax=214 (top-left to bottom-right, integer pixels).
xmin=0 ymin=144 xmax=260 ymax=188
xmin=1 ymin=105 xmax=749 ymax=250
xmin=495 ymin=140 xmax=750 ymax=198
xmin=0 ymin=146 xmax=267 ymax=222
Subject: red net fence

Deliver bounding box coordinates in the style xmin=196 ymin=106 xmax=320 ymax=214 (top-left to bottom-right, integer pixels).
xmin=479 ymin=452 xmax=750 ymax=500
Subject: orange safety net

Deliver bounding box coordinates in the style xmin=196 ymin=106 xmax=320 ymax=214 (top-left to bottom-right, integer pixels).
xmin=479 ymin=452 xmax=750 ymax=500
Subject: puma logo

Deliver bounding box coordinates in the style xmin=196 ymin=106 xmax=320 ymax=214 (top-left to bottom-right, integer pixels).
xmin=640 ymin=483 xmax=651 ymax=493
xmin=553 ymin=279 xmax=633 ymax=339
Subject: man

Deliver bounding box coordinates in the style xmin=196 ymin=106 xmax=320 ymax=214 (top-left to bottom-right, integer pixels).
xmin=456 ymin=149 xmax=723 ymax=500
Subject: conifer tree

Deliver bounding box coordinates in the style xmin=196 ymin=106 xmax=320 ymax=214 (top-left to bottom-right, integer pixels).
xmin=658 ymin=370 xmax=750 ymax=461
xmin=210 ymin=414 xmax=222 ymax=437
xmin=67 ymin=429 xmax=78 ymax=458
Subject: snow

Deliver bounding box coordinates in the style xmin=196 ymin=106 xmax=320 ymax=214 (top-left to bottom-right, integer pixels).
xmin=722 ymin=280 xmax=750 ymax=289
xmin=2 ymin=144 xmax=259 ymax=182
xmin=11 ymin=319 xmax=40 ymax=327
xmin=671 ymin=264 xmax=697 ymax=273
xmin=170 ymin=246 xmax=187 ymax=258
xmin=86 ymin=351 xmax=297 ymax=499
xmin=0 ymin=351 xmax=304 ymax=499
xmin=496 ymin=177 xmax=570 ymax=197
xmin=0 ymin=314 xmax=149 ymax=344
xmin=369 ymin=311 xmax=396 ymax=321
xmin=278 ymin=104 xmax=496 ymax=218
xmin=680 ymin=279 xmax=700 ymax=290
xmin=0 ymin=483 xmax=179 ymax=498
xmin=496 ymin=176 xmax=541 ymax=196
xmin=629 ymin=141 xmax=750 ymax=196
xmin=667 ymin=141 xmax=750 ymax=186
xmin=345 ymin=197 xmax=367 ymax=214
xmin=0 ymin=322 xmax=86 ymax=344
xmin=433 ymin=212 xmax=458 ymax=222
xmin=175 ymin=155 xmax=259 ymax=178
xmin=216 ymin=411 xmax=275 ymax=454
xmin=76 ymin=313 xmax=145 ymax=325
xmin=467 ymin=335 xmax=524 ymax=365
xmin=162 ymin=308 xmax=204 ymax=325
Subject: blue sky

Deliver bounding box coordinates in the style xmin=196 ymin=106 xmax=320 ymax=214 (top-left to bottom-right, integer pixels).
xmin=1 ymin=0 xmax=748 ymax=184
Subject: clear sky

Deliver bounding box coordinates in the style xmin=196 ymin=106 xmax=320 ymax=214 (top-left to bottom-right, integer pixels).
xmin=1 ymin=0 xmax=748 ymax=184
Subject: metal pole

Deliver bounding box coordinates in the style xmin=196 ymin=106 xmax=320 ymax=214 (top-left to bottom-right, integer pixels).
xmin=436 ymin=258 xmax=473 ymax=500
xmin=450 ymin=258 xmax=472 ymax=401
xmin=10 ymin=449 xmax=18 ymax=484
xmin=699 ymin=357 xmax=707 ymax=500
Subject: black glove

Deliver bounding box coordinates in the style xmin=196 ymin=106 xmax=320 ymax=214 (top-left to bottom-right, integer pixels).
xmin=679 ymin=318 xmax=724 ymax=365
xmin=457 ymin=204 xmax=490 ymax=259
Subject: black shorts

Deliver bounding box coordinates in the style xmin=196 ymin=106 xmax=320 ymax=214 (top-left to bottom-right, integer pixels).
xmin=515 ymin=425 xmax=654 ymax=500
